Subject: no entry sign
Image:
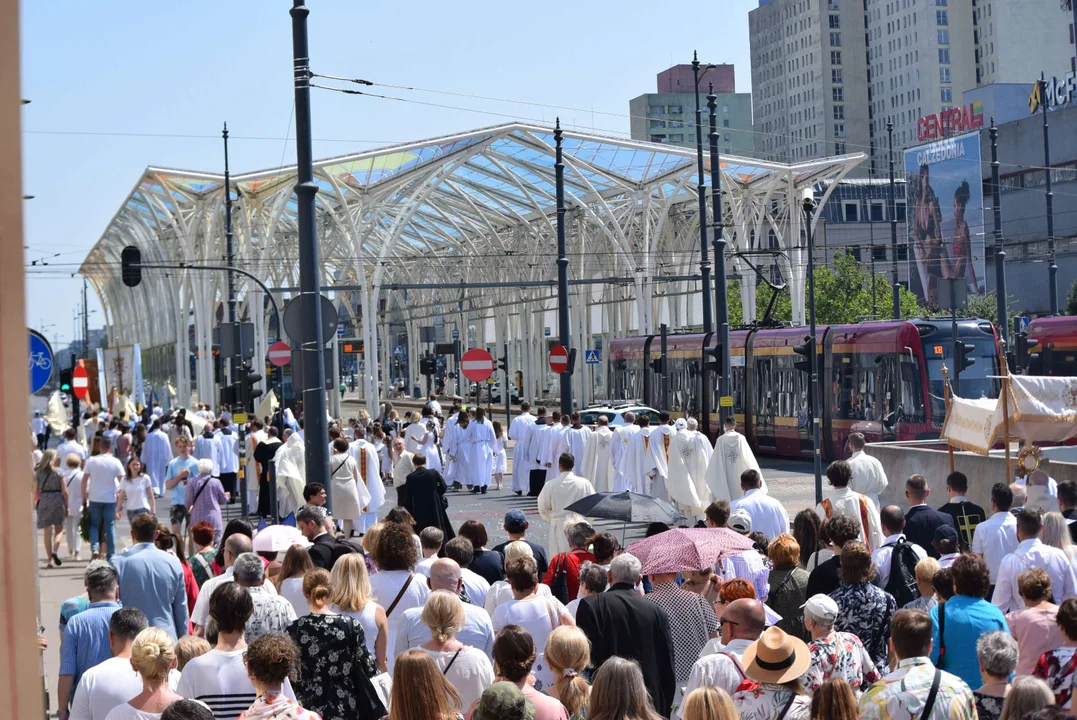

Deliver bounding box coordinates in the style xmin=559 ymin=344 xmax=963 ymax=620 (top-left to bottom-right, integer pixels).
xmin=549 ymin=344 xmax=568 ymax=374
xmin=461 ymin=348 xmax=495 ymax=382
xmin=268 ymin=341 xmax=292 ymax=367
xmin=72 ymin=364 xmax=89 ymax=400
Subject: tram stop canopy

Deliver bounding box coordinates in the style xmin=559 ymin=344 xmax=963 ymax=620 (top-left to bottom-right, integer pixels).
xmin=81 ymin=121 xmax=864 ymax=412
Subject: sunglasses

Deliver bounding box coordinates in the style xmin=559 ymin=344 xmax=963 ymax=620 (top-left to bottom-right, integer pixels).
xmin=719 ymin=617 xmax=740 ymax=627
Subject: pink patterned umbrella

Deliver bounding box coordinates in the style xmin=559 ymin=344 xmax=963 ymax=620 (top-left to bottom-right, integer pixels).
xmin=625 ymin=528 xmax=756 ymax=574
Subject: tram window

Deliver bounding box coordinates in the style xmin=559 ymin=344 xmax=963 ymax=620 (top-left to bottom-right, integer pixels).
xmin=900 ymin=358 xmax=925 ymax=423
xmin=732 ymin=366 xmax=745 ymax=414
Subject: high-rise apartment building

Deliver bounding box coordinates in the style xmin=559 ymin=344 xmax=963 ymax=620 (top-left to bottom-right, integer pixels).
xmin=629 ymin=64 xmax=754 ymax=154
xmin=748 ymin=0 xmax=871 ymax=168
xmin=975 ymin=1 xmax=1074 ymax=84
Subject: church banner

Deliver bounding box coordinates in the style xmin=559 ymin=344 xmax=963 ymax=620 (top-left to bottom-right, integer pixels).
xmin=942 ymin=376 xmax=1077 ymax=453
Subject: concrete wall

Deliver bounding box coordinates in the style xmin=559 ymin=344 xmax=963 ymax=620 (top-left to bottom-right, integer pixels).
xmin=864 ymin=442 xmax=1077 ymax=511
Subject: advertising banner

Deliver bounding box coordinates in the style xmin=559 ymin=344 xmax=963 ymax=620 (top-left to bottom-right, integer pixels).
xmin=904 ymin=131 xmax=985 ymax=306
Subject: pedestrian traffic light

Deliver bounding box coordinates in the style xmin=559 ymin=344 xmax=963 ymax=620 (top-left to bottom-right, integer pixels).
xmin=1014 ymin=332 xmax=1039 ymax=374
xmin=121 ymin=245 xmax=142 ymax=287
xmin=219 ymin=384 xmax=238 ymax=407
xmin=497 ymin=353 xmax=508 ymax=373
xmin=954 ymin=341 xmax=977 ymax=374
xmin=793 ymin=336 xmax=813 ymax=375
xmin=238 ymin=363 xmax=263 ymax=410
xmin=59 ymin=367 xmax=73 ymax=395
xmin=565 ymin=348 xmax=577 ymax=376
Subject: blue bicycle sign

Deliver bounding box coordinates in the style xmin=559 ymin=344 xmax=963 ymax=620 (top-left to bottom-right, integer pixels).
xmin=28 ymin=330 xmax=54 ymax=394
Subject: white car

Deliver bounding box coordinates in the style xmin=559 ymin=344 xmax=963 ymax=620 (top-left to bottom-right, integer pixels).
xmin=579 ymin=404 xmax=660 ymax=428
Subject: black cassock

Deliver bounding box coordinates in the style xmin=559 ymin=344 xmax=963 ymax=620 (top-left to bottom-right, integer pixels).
xmin=403 ymin=467 xmax=455 ymax=540
xmin=575 ymin=582 xmax=677 ymax=718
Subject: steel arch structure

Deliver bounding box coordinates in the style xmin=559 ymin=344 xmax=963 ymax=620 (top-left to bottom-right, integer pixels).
xmin=81 ymin=122 xmax=864 ymax=412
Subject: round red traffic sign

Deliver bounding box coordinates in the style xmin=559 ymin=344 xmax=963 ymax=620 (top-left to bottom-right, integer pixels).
xmin=549 ymin=344 xmax=568 ymax=374
xmin=72 ymin=364 xmax=89 ymax=400
xmin=461 ymin=348 xmax=495 ymax=383
xmin=268 ymin=341 xmax=292 ymax=367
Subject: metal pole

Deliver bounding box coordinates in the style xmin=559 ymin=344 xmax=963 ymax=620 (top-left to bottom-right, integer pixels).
xmin=555 ymin=119 xmax=572 ymax=415
xmin=290 ymin=0 xmax=331 ymax=504
xmin=804 ymin=197 xmax=824 ymax=505
xmin=503 ymin=342 xmax=510 ymax=429
xmin=888 ymin=120 xmax=900 ymax=319
xmin=82 ymin=278 xmax=89 ymax=360
xmin=692 ymin=52 xmax=713 ymax=333
xmin=1042 ymin=74 xmax=1059 ymax=315
xmin=951 ymin=302 xmax=960 ymax=396
xmin=708 ymin=84 xmax=731 ymax=427
xmin=870 ymin=219 xmax=877 ymax=316
xmin=660 ymin=323 xmax=670 ymax=411
xmin=991 ymin=120 xmax=1009 ymax=347
xmin=223 ymin=123 xmax=237 ymax=387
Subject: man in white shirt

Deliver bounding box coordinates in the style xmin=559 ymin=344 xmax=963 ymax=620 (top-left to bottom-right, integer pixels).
xmin=56 ymin=427 xmax=86 ymax=466
xmin=445 ymin=536 xmax=491 ymax=607
xmin=415 ymin=527 xmax=443 ymax=577
xmin=82 ymin=438 xmax=126 ymax=559
xmin=190 ymin=533 xmax=277 ymax=633
xmin=815 ymin=460 xmax=885 ymax=551
xmin=391 ymin=558 xmax=495 ymax=673
xmin=232 ymin=552 xmax=296 ymax=641
xmin=873 ymin=505 xmax=927 ymax=589
xmin=69 ymin=607 xmax=148 ymax=720
xmin=971 ymin=482 xmax=1019 ymax=587
xmin=32 ymin=411 xmax=48 ymax=451
xmin=391 ymin=437 xmax=415 ymax=507
xmin=845 ymin=432 xmax=888 ymax=509
xmin=674 ymin=598 xmax=765 ymax=719
xmin=731 ymin=469 xmax=789 ymax=541
xmin=992 ymin=507 xmax=1077 ymax=613
xmin=426 ymin=394 xmax=443 ymax=418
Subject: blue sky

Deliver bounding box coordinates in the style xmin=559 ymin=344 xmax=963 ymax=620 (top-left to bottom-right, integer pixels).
xmin=21 ymin=0 xmax=757 ymax=348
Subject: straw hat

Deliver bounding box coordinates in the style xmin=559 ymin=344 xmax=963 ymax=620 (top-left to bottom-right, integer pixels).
xmin=741 ymin=626 xmax=811 ymax=684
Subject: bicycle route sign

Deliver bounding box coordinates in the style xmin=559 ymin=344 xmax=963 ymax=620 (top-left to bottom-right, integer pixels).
xmin=28 ymin=329 xmax=54 ymax=395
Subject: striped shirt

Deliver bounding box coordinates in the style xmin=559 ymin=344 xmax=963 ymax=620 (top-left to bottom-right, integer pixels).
xmin=176 ymin=648 xmax=295 ymax=720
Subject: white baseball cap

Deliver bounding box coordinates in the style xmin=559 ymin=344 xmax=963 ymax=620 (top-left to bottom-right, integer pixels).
xmin=729 ymin=509 xmax=753 ymax=534
xmin=801 ymin=593 xmax=840 ymax=624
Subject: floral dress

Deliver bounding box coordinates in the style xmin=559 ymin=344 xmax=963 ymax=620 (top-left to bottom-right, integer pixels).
xmin=240 ymin=690 xmax=323 ymax=719
xmin=733 ymin=683 xmax=812 ymax=720
xmin=287 ymin=613 xmax=386 ymax=720
xmin=1032 ymin=645 xmax=1077 ymax=707
xmin=830 ymin=581 xmax=897 ymax=673
xmin=804 ymin=630 xmax=881 ymax=694
xmin=973 ymin=691 xmax=1005 ymax=720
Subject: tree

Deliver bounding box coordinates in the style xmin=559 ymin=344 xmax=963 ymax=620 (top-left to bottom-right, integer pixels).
xmin=1066 ymin=279 xmax=1077 ymax=316
xmin=962 ymin=292 xmax=1020 ymax=334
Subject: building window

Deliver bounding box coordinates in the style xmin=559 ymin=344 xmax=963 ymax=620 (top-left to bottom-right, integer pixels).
xmin=937 ymin=10 xmax=948 ymax=25
xmin=939 ymin=48 xmax=950 ymax=64
xmin=831 ymin=50 xmax=843 ymax=65
xmin=940 ymin=67 xmax=951 ymax=83
xmin=830 ymin=31 xmax=842 ymax=46
xmin=833 ymin=87 xmax=844 ymax=102
xmin=829 ymin=14 xmax=841 ymax=28
xmin=723 ymin=104 xmax=729 ymax=113
xmin=835 ymin=141 xmax=847 ymax=153
xmin=834 ymin=105 xmax=845 ymax=119
xmin=834 ymin=123 xmax=846 ymax=137
xmin=941 ymin=87 xmax=953 ymax=102
xmin=669 ymin=134 xmax=685 ymax=143
xmin=723 ymin=119 xmax=730 ymax=127
xmin=668 ymin=106 xmax=684 ymax=115
xmin=829 ymin=0 xmax=839 ymax=8
xmin=648 ymin=105 xmax=665 ymax=114
xmin=895 ymin=201 xmax=907 ymax=222
xmin=938 ymin=28 xmax=949 ymax=44
xmin=849 ymin=245 xmax=862 ymax=261
xmin=843 ymin=201 xmax=860 ymax=222
xmin=872 ymin=245 xmax=888 ymax=261
xmin=649 ymin=119 xmax=666 ymax=128
xmin=650 ymin=135 xmax=666 ymax=143
xmin=897 ymin=245 xmax=908 ymax=261
xmin=832 ymin=69 xmax=844 ymax=83
xmin=936 ymin=0 xmax=948 ymax=5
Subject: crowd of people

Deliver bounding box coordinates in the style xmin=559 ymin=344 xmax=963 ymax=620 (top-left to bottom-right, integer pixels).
xmin=36 ymin=397 xmax=1077 ymax=720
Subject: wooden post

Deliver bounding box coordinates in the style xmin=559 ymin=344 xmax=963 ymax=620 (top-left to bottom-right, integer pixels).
xmin=942 ymin=364 xmax=955 ymax=472
xmin=999 ymin=339 xmax=1013 ymax=483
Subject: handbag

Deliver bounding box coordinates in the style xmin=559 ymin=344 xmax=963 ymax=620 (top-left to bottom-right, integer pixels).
xmin=549 ymin=554 xmax=570 ymax=604
xmin=368 ymin=672 xmax=392 ymax=711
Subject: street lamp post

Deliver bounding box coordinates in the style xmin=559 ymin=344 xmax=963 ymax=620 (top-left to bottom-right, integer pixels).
xmin=1040 ymin=74 xmax=1059 ymax=315
xmin=888 ymin=121 xmax=900 ymax=319
xmin=707 ymin=85 xmax=731 ymax=425
xmin=692 ymin=52 xmax=715 ymax=334
xmin=555 ymin=120 xmax=572 ymax=416
xmin=991 ymin=120 xmax=1009 ymax=345
xmin=803 ymin=194 xmax=824 ymax=505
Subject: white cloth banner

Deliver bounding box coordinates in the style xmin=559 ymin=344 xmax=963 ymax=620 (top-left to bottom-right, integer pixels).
xmin=942 ymin=375 xmax=1077 ymax=454
xmin=132 ymin=343 xmax=145 ymax=409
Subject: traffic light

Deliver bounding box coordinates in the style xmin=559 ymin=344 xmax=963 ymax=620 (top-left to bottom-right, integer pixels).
xmin=954 ymin=341 xmax=977 ymax=374
xmin=497 ymin=353 xmax=508 ymax=374
xmin=121 ymin=245 xmax=142 ymax=287
xmin=420 ymin=355 xmax=437 ymax=376
xmin=651 ymin=356 xmax=666 ymax=375
xmin=238 ymin=363 xmax=263 ymax=410
xmin=59 ymin=367 xmax=73 ymax=395
xmin=793 ymin=336 xmax=813 ymax=375
xmin=1014 ymin=332 xmax=1039 ymax=374
xmin=219 ymin=384 xmax=238 ymax=407
xmin=565 ymin=348 xmax=577 ymax=376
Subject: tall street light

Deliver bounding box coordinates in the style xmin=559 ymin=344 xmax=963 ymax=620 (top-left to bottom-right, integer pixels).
xmin=1039 ymin=73 xmax=1059 ymax=315
xmin=692 ymin=52 xmax=716 ymax=334
xmin=803 ymin=192 xmax=823 ymax=504
xmin=888 ymin=120 xmax=900 ymax=319
xmin=707 ymin=84 xmax=731 ymax=425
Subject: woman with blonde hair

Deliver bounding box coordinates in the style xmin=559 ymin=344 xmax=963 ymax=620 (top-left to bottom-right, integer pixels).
xmin=998 ymin=676 xmax=1055 ymax=720
xmin=34 ymin=448 xmax=68 ymax=568
xmin=682 ymin=686 xmax=738 ymax=720
xmin=362 ymin=521 xmax=385 ymax=572
xmin=275 ymin=544 xmax=314 ymax=618
xmin=417 ymin=590 xmax=494 ymax=709
xmin=330 ymin=553 xmax=388 ymax=672
xmin=905 ymin=556 xmax=941 ymax=611
xmin=543 ymin=625 xmax=591 ymax=720
xmin=484 ymin=540 xmax=552 ymax=614
xmin=104 ymin=627 xmax=182 ymax=719
xmin=1041 ymin=512 xmax=1076 ymax=561
xmin=587 ymin=656 xmax=662 ymax=720
xmin=386 ymin=650 xmax=462 ymax=720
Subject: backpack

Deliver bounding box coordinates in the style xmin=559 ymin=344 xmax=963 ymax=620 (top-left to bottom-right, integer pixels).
xmin=884 ymin=538 xmax=920 ymax=608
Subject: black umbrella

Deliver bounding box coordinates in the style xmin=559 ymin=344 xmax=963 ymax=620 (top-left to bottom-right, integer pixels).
xmin=564 ymin=491 xmax=686 ymax=541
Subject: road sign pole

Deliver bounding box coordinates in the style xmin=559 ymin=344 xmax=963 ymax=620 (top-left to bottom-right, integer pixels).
xmin=554 ymin=120 xmax=572 ymax=416
xmin=503 ymin=343 xmax=510 ymax=430
xmin=69 ymin=353 xmax=79 ymax=428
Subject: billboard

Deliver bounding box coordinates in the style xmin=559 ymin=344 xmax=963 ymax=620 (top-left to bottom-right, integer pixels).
xmin=904 ymin=131 xmax=986 ymax=306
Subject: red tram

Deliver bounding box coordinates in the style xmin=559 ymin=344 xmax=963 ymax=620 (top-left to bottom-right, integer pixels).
xmin=1027 ymin=316 xmax=1077 ymax=376
xmin=607 ymin=319 xmax=1000 ymax=462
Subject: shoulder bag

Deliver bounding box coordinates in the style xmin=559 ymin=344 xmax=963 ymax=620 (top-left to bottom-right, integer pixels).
xmin=385 ymin=573 xmax=415 ymax=618
xmin=919 ymin=668 xmax=943 ymax=720
xmin=549 ymin=554 xmax=570 ymax=604
xmin=937 ymin=602 xmax=946 ymax=665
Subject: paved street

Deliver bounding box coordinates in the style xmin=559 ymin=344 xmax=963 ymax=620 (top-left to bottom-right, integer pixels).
xmin=33 ymin=436 xmax=816 ymax=716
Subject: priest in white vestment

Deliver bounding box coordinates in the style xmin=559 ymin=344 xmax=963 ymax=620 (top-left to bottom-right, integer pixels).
xmin=648 ymin=415 xmax=675 ymax=502
xmin=845 ymin=432 xmax=888 ymax=509
xmin=580 ymin=416 xmax=616 ymax=493
xmin=665 ymin=418 xmax=713 ymax=522
xmin=142 ymin=422 xmax=173 ymax=497
xmin=545 ymin=413 xmax=570 ymax=482
xmin=274 ymin=432 xmax=306 ymax=520
xmin=462 ymin=407 xmax=496 ymax=493
xmin=537 ymin=453 xmax=597 ymax=555
xmin=526 ymin=410 xmax=552 ymax=496
xmin=553 ymin=413 xmax=591 ymax=467
xmin=620 ymin=418 xmax=668 ymax=497
xmin=610 ymin=412 xmax=641 ymax=493
xmin=706 ymin=416 xmax=766 ymax=503
xmin=349 ymin=428 xmax=385 ymax=533
xmin=508 ymin=402 xmax=536 ymax=495
xmin=441 ymin=411 xmax=464 ymax=487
